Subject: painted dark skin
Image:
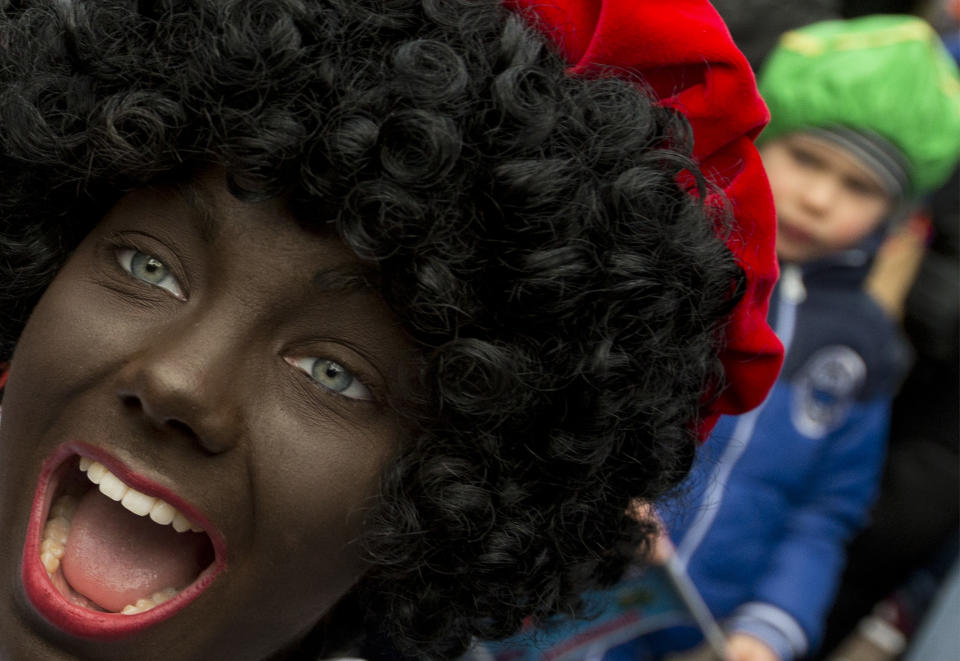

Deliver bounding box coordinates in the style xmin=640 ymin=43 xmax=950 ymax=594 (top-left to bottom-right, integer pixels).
xmin=0 ymin=172 xmax=415 ymax=659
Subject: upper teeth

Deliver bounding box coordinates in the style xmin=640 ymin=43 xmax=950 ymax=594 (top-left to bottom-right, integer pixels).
xmin=78 ymin=457 xmax=203 ymax=533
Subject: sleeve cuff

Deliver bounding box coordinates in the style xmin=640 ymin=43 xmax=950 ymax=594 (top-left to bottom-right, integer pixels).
xmin=725 ymin=602 xmax=809 ymax=661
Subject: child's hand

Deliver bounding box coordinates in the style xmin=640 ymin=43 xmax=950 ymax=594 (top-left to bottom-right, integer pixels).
xmin=864 ymin=211 xmax=931 ymax=320
xmin=662 ymin=633 xmax=779 ymax=661
xmin=626 ymin=499 xmax=672 ymax=564
xmin=724 ymin=633 xmax=779 ymax=661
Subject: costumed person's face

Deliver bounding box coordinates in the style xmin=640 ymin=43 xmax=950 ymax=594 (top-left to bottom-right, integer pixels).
xmin=0 ymin=172 xmax=413 ymax=659
xmin=761 ymin=133 xmax=894 ymax=264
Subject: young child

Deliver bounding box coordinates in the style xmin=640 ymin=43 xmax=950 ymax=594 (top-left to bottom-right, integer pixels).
xmin=0 ymin=1 xmax=781 ymax=659
xmin=478 ymin=13 xmax=960 ymax=661
xmin=657 ymin=14 xmax=960 ymax=661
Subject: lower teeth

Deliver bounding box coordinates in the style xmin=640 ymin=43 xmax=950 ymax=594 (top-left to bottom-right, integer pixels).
xmin=40 ymin=494 xmax=77 ymax=575
xmin=41 ymin=494 xmax=180 ymax=615
xmin=120 ymin=587 xmax=179 ymax=614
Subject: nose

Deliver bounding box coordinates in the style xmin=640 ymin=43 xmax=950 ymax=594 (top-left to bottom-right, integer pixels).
xmin=114 ymin=318 xmax=244 ymax=455
xmin=798 ymin=173 xmax=840 ymax=216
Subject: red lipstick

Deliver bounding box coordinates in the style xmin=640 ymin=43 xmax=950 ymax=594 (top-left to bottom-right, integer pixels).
xmin=21 ymin=441 xmax=227 ymax=639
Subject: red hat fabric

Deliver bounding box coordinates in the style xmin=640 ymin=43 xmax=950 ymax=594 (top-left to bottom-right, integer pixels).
xmin=505 ymin=0 xmax=783 ymax=439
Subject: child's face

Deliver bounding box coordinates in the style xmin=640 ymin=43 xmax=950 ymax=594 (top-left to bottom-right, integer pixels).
xmin=0 ymin=172 xmax=414 ymax=659
xmin=761 ymin=133 xmax=894 ymax=264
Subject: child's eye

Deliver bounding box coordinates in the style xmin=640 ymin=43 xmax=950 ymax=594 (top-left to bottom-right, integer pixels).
xmin=285 ymin=356 xmax=372 ymax=401
xmin=116 ymin=248 xmax=185 ymax=300
xmin=843 ymin=176 xmax=881 ymax=198
xmin=788 ymin=146 xmax=823 ymax=169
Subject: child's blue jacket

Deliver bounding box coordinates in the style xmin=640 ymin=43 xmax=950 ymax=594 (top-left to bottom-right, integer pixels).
xmin=660 ymin=242 xmax=910 ymax=659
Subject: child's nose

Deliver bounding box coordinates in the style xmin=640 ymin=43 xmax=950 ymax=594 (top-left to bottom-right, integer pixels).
xmin=798 ymin=173 xmax=841 ymax=215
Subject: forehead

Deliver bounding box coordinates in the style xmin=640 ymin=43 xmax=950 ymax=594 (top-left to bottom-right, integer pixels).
xmin=777 ymin=133 xmax=891 ymax=191
xmin=101 ymin=172 xmax=351 ymax=262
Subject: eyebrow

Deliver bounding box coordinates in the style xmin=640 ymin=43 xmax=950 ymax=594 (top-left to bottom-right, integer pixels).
xmin=311 ymin=265 xmax=380 ymax=294
xmin=175 ymin=180 xmax=222 ymax=245
xmin=174 ymin=179 xmax=380 ymax=294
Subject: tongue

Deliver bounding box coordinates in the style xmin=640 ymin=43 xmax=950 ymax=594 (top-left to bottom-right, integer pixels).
xmin=61 ymin=488 xmax=209 ymax=613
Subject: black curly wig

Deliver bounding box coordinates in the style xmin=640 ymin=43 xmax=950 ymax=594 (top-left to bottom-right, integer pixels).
xmin=0 ymin=0 xmax=744 ymax=658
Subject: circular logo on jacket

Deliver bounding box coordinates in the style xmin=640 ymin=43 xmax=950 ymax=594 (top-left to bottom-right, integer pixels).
xmin=790 ymin=345 xmax=867 ymax=439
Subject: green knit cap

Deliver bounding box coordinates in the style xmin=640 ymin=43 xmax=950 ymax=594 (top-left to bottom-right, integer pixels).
xmin=758 ymin=15 xmax=960 ymax=196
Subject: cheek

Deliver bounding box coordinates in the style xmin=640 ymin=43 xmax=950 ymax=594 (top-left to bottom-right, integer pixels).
xmin=829 ymin=201 xmax=887 ymax=246
xmin=245 ymin=419 xmax=394 ymax=603
xmin=8 ymin=271 xmax=96 ymax=402
xmin=8 ymin=263 xmax=131 ymax=410
xmin=259 ymin=443 xmax=385 ymax=555
xmin=763 ymin=157 xmax=804 ymax=205
xmin=760 ymin=156 xmax=786 ymax=189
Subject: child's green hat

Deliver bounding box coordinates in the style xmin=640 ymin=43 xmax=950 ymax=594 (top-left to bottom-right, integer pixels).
xmin=758 ymin=15 xmax=960 ymax=197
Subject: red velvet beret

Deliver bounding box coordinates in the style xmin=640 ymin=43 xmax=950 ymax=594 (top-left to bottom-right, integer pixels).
xmin=504 ymin=0 xmax=784 ymax=439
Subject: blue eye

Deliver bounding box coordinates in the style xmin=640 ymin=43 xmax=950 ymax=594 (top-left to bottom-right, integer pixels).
xmin=117 ymin=249 xmax=185 ymax=299
xmin=286 ymin=356 xmax=372 ymax=401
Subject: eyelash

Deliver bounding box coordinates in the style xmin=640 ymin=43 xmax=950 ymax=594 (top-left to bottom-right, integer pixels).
xmin=843 ymin=179 xmax=877 ymax=196
xmin=789 ymin=147 xmax=822 ymax=169
xmin=115 ymin=246 xmax=187 ymax=300
xmin=285 ymin=356 xmax=373 ymax=402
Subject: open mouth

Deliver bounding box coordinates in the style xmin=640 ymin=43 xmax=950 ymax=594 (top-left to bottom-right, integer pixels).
xmin=22 ymin=442 xmax=227 ymax=639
